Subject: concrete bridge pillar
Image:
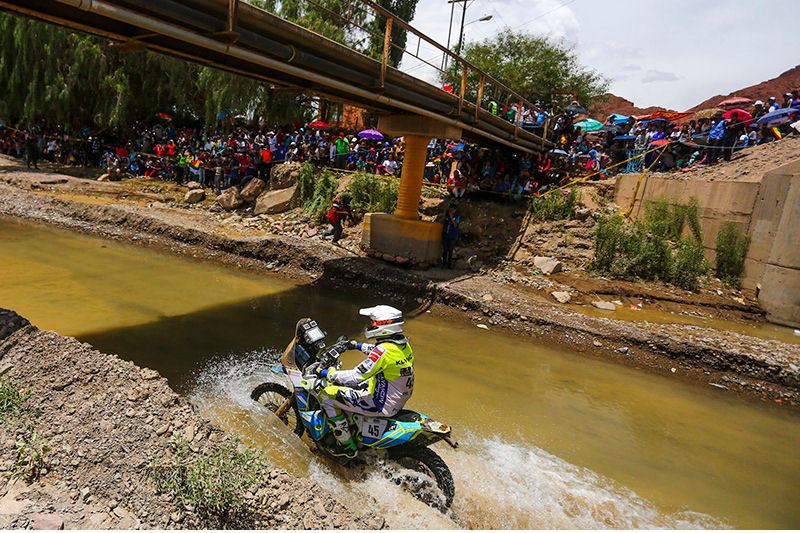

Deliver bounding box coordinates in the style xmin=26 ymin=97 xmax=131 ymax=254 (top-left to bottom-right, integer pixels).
xmin=361 ymin=115 xmax=462 ymax=267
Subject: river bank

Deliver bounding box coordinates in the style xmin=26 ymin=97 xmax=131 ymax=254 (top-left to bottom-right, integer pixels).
xmin=0 ymin=157 xmax=799 ymax=408
xmin=0 ymin=309 xmax=384 ymax=529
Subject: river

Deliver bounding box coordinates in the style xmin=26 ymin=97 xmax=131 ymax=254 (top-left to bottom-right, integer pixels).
xmin=1 ymin=216 xmax=798 ymax=528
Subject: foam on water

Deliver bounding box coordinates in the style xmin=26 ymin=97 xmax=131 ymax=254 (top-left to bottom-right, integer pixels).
xmin=189 ymin=352 xmax=728 ymax=530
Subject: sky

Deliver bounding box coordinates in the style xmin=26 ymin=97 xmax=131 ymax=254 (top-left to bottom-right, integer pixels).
xmin=401 ymin=0 xmax=799 ymax=110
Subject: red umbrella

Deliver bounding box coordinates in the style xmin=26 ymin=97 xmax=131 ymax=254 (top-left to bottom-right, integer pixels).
xmin=717 ymin=97 xmax=751 ymax=108
xmin=723 ymin=108 xmax=753 ymax=126
xmin=649 ymin=138 xmax=670 ymax=147
xmin=308 ymin=120 xmax=329 ymax=129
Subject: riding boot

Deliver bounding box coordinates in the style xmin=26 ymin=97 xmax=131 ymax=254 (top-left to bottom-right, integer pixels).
xmin=329 ymin=414 xmax=357 ymax=458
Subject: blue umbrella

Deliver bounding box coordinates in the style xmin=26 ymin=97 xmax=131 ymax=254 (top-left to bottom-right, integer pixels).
xmin=450 ymin=143 xmax=466 ymax=152
xmin=613 ymin=135 xmax=635 ymax=140
xmin=757 ymin=107 xmax=800 ymax=127
xmin=610 ymin=113 xmax=631 ymax=125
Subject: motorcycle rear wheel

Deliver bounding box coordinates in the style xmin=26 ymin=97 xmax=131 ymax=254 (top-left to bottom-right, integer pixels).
xmin=250 ymin=382 xmax=305 ymax=437
xmin=389 ymin=446 xmax=455 ymax=511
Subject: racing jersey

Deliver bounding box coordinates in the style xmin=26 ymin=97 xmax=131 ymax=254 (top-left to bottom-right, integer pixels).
xmin=329 ymin=340 xmax=414 ymax=416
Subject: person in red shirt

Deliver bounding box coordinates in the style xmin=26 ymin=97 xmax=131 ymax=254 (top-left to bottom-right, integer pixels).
xmin=259 ymin=146 xmax=272 ymax=182
xmin=154 ymin=143 xmax=165 ymax=157
xmin=323 ymin=193 xmax=353 ymax=244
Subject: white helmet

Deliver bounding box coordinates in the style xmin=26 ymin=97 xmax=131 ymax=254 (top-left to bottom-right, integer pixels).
xmin=360 ymin=305 xmax=404 ymax=340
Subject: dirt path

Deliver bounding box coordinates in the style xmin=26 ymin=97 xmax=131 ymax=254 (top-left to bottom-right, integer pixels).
xmin=0 ymin=310 xmax=384 ymax=529
xmin=0 ymin=156 xmax=798 ymax=409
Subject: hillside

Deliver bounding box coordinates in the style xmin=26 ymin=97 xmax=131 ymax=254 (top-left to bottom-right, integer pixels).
xmin=591 ymin=93 xmax=674 ymax=120
xmin=594 ymin=64 xmax=800 ymax=117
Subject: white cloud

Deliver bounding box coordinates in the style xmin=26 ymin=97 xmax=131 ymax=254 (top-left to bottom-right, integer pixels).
xmin=642 ymin=69 xmax=681 ymax=84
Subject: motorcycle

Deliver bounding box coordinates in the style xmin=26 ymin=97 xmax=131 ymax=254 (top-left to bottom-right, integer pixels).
xmin=250 ymin=332 xmax=458 ymax=511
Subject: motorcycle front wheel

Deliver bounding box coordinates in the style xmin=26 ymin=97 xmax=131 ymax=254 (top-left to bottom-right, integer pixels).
xmin=250 ymin=382 xmax=305 ymax=437
xmin=389 ymin=446 xmax=455 ymax=511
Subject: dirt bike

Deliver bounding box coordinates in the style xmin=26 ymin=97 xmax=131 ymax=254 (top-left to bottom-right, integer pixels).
xmin=250 ymin=336 xmax=458 ymax=511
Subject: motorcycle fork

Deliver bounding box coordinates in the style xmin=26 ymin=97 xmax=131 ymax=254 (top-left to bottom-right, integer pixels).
xmin=274 ymin=391 xmax=295 ymax=418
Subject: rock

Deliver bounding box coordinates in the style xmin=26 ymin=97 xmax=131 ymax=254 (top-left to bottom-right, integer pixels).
xmin=476 ymin=324 xmax=489 ymax=330
xmin=80 ymin=487 xmax=91 ymax=502
xmin=550 ymin=291 xmax=571 ymax=304
xmin=96 ymin=173 xmax=109 ymax=182
xmin=611 ymin=300 xmax=624 ymax=306
xmin=592 ymin=340 xmax=603 ymax=347
xmin=270 ymin=162 xmax=302 ymax=189
xmin=306 ymin=227 xmax=319 ymax=237
xmin=185 ymin=181 xmax=202 ymax=190
xmin=30 ymin=513 xmax=64 ymax=530
xmin=240 ymin=178 xmax=266 ymax=203
xmin=575 ymin=207 xmax=591 ymax=220
xmin=183 ymin=189 xmax=205 ymax=204
xmin=482 ymin=294 xmax=494 ymax=302
xmin=616 ymin=346 xmax=629 ymax=354
xmin=534 ymin=256 xmax=563 ymax=275
xmin=592 ymin=300 xmax=616 ymax=311
xmin=216 ymin=187 xmax=243 ymax=210
xmin=155 ymin=424 xmax=169 ymax=436
xmin=394 ymin=256 xmax=410 ymax=265
xmin=253 ymin=185 xmax=300 ymax=215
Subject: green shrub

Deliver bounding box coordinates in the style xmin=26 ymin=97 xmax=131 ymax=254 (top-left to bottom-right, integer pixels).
xmin=592 ymin=213 xmax=708 ymax=289
xmin=296 ymin=162 xmax=316 ymax=202
xmin=149 ymin=437 xmax=264 ymax=520
xmin=715 ymin=221 xmax=750 ymax=288
xmin=672 ymin=236 xmax=709 ymax=290
xmin=643 ymin=198 xmax=701 ymax=241
xmin=15 ymin=431 xmax=50 ymax=481
xmin=348 ymin=172 xmax=398 ymax=216
xmin=302 ymin=169 xmax=339 ymax=223
xmin=0 ymin=380 xmax=26 ymax=422
xmin=530 ymin=187 xmax=579 ymax=222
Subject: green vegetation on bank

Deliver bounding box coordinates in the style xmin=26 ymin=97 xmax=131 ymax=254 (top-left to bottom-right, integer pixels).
xmin=296 ymin=162 xmax=443 ymax=223
xmin=0 ymin=379 xmax=26 ymax=421
xmin=715 ymin=221 xmax=750 ymax=288
xmin=592 ymin=198 xmax=710 ymax=290
xmin=149 ymin=437 xmax=264 ymax=521
xmin=530 ymin=187 xmax=579 ymax=222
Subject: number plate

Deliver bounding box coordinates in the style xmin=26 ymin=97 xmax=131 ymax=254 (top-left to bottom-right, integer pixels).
xmin=361 ymin=418 xmax=388 ymax=439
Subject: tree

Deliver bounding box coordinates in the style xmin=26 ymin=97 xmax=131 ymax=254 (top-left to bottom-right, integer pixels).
xmin=441 ymin=30 xmax=608 ymax=109
xmin=365 ymin=0 xmax=419 ymax=68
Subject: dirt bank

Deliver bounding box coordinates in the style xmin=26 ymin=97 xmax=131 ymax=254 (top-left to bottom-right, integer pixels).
xmin=0 ymin=309 xmax=383 ymax=530
xmin=0 ymin=158 xmax=799 ymax=409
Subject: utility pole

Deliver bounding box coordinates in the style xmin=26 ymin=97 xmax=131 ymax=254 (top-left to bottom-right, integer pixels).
xmin=444 ymin=0 xmax=467 ymax=70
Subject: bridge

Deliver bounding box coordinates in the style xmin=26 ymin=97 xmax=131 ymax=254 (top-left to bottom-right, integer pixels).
xmin=0 ymin=0 xmax=551 ymax=265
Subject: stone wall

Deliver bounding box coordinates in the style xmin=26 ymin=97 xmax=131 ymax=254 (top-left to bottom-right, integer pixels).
xmin=614 ymin=159 xmax=800 ymax=327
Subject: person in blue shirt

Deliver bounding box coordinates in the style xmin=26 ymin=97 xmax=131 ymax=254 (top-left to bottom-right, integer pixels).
xmin=441 ymin=203 xmax=461 ymax=269
xmin=707 ymin=119 xmax=725 ymax=163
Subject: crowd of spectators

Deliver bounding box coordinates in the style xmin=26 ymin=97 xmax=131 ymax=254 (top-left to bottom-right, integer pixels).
xmin=1 ymin=88 xmax=797 ymax=204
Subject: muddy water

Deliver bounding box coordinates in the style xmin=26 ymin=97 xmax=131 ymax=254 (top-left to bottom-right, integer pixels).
xmin=1 ymin=216 xmax=799 ymax=528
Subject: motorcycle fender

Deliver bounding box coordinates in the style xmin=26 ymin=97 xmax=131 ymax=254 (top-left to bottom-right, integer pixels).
xmin=299 ymin=409 xmax=328 ymax=441
xmin=286 ymin=368 xmax=305 ymax=388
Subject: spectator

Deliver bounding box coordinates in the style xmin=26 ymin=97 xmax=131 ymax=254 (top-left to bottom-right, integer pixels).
xmin=441 ymin=203 xmax=461 ymax=269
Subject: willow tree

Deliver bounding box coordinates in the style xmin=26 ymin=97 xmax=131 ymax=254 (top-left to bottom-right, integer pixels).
xmin=365 ymin=0 xmax=418 ymax=68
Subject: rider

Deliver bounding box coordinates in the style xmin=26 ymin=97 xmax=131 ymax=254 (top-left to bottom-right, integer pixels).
xmin=316 ymin=305 xmax=414 ymax=458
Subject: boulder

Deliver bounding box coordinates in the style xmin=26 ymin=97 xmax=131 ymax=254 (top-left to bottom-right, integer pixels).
xmin=534 ymin=256 xmax=563 ymax=275
xmin=240 ymin=178 xmax=266 ymax=203
xmin=575 ymin=207 xmax=592 ymax=221
xmin=254 ymin=185 xmax=301 ymax=215
xmin=216 ymin=187 xmax=243 ymax=210
xmin=183 ymin=189 xmax=205 ymax=204
xmin=185 ymin=181 xmax=202 ymax=190
xmin=550 ymin=291 xmax=571 ymax=304
xmin=592 ymin=300 xmax=616 ymax=311
xmin=30 ymin=513 xmax=64 ymax=530
xmin=270 ymin=162 xmax=302 ymax=190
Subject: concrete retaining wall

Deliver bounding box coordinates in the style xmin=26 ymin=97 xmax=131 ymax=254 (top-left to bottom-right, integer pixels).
xmin=614 ymin=159 xmax=800 ymax=327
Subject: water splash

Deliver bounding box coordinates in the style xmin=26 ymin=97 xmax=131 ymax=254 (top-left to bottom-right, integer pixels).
xmin=189 ymin=352 xmax=728 ymax=530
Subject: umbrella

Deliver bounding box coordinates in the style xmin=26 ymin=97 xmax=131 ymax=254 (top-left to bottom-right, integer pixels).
xmin=613 ymin=135 xmax=635 ymax=140
xmin=723 ymin=108 xmax=753 ymax=126
xmin=694 ymin=107 xmax=724 ymax=120
xmin=450 ymin=143 xmax=466 ymax=152
xmin=718 ymin=96 xmax=751 ymax=108
xmin=308 ymin=120 xmax=329 ymax=129
xmin=600 ymin=124 xmax=622 ymax=133
xmin=574 ymin=118 xmax=603 ymax=131
xmin=549 ymin=149 xmax=568 ymax=156
xmin=649 ymin=138 xmax=670 ymax=147
xmin=756 ymin=107 xmax=800 ymax=127
xmin=609 ymin=113 xmax=631 ymax=125
xmin=565 ymin=104 xmax=588 ymax=115
xmin=357 ymin=128 xmax=384 ymax=140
